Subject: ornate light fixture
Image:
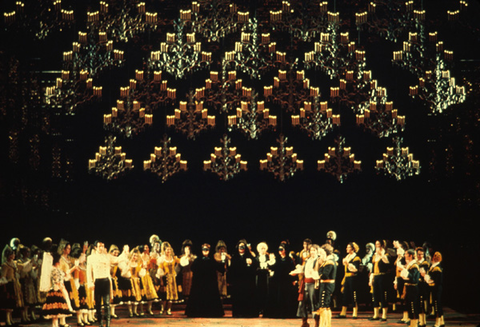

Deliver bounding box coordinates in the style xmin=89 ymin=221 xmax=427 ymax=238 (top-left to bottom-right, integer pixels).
xmin=63 ymin=29 xmax=124 ymax=78
xmin=46 ymin=70 xmax=102 ymax=114
xmin=317 ymin=135 xmax=361 ymax=183
xmin=190 ymin=0 xmax=239 ymax=42
xmin=203 ymin=134 xmax=247 ymax=181
xmin=166 ymin=90 xmax=215 ymax=140
xmin=3 ymin=0 xmax=74 ymax=40
xmin=143 ymin=135 xmax=187 ymax=183
xmin=88 ymin=135 xmax=133 ymax=180
xmin=291 ymin=97 xmax=340 ymax=141
xmin=86 ymin=1 xmax=158 ymax=43
xmin=375 ymin=137 xmax=420 ymax=180
xmin=355 ymin=100 xmax=405 ymax=138
xmin=194 ymin=69 xmax=252 ymax=113
xmin=103 ymin=79 xmax=156 ymax=138
xmin=227 ymin=90 xmax=276 ymax=140
xmin=260 ymin=134 xmax=303 ymax=182
xmin=149 ymin=18 xmax=212 ymax=79
xmin=128 ymin=69 xmax=177 ymax=112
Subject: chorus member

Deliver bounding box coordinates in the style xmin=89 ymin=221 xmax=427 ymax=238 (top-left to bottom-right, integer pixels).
xmin=316 ymin=244 xmax=337 ymax=327
xmin=156 ymin=242 xmax=180 ymax=315
xmin=290 ymin=244 xmax=321 ymax=327
xmin=140 ymin=244 xmax=158 ymax=316
xmin=184 ymin=244 xmax=224 ymax=317
xmin=264 ymin=241 xmax=297 ymax=318
xmin=58 ymin=241 xmax=80 ymax=327
xmin=255 ymin=242 xmax=274 ymax=316
xmin=416 ymin=247 xmax=430 ymax=327
xmin=41 ymin=250 xmax=72 ymax=327
xmin=393 ymin=241 xmax=409 ymax=324
xmin=72 ymin=243 xmax=89 ymax=327
xmin=337 ymin=242 xmax=361 ymax=319
xmin=399 ymin=249 xmax=420 ymax=327
xmin=179 ymin=240 xmax=196 ymax=302
xmin=87 ymin=241 xmax=127 ymax=327
xmin=213 ymin=240 xmax=230 ymax=300
xmin=108 ymin=245 xmax=122 ymax=319
xmin=0 ymin=244 xmax=24 ymax=326
xmin=17 ymin=245 xmax=37 ymax=323
xmin=229 ymin=239 xmax=259 ymax=318
xmin=369 ymin=240 xmax=390 ymax=321
xmin=424 ymin=252 xmax=444 ymax=327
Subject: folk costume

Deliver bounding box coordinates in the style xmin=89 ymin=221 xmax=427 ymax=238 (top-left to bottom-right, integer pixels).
xmin=156 ymin=242 xmax=180 ymax=315
xmin=400 ymin=251 xmax=421 ymax=327
xmin=213 ymin=240 xmax=230 ymax=300
xmin=338 ymin=242 xmax=361 ymax=318
xmin=316 ymin=246 xmax=337 ymax=327
xmin=370 ymin=241 xmax=390 ymax=321
xmin=425 ymin=253 xmax=444 ymax=327
xmin=140 ymin=245 xmax=158 ymax=316
xmin=1 ymin=245 xmax=24 ymax=326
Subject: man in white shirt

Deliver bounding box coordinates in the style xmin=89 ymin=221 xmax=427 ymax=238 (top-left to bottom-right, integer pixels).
xmin=87 ymin=241 xmax=126 ymax=327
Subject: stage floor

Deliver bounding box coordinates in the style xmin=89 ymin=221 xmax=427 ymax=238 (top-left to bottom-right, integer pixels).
xmin=6 ymin=305 xmax=479 ymax=327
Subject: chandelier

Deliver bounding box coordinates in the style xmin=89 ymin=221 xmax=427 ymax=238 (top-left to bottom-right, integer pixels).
xmin=86 ymin=0 xmax=159 ymax=43
xmin=63 ymin=29 xmax=124 ymax=78
xmin=375 ymin=137 xmax=420 ymax=180
xmin=270 ymin=0 xmax=330 ymax=42
xmin=143 ymin=135 xmax=187 ymax=183
xmin=3 ymin=0 xmax=74 ymax=40
xmin=149 ymin=18 xmax=212 ymax=79
xmin=260 ymin=134 xmax=303 ymax=182
xmin=355 ymin=99 xmax=405 ymax=138
xmin=317 ymin=135 xmax=361 ymax=183
xmin=264 ymin=68 xmax=320 ymax=113
xmin=227 ymin=89 xmax=276 ymax=140
xmin=166 ymin=90 xmax=215 ymax=140
xmin=194 ymin=69 xmax=253 ymax=113
xmin=46 ymin=70 xmax=102 ymax=114
xmin=291 ymin=97 xmax=339 ymax=141
xmin=190 ymin=0 xmax=239 ymax=42
xmin=88 ymin=135 xmax=133 ymax=180
xmin=203 ymin=134 xmax=247 ymax=181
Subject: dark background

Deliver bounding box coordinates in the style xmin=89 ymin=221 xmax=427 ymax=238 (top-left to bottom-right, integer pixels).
xmin=1 ymin=0 xmax=479 ymax=314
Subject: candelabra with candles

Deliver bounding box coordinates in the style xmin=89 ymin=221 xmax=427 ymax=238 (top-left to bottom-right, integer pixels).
xmin=223 ymin=16 xmax=284 ymax=80
xmin=263 ymin=68 xmax=320 ymax=113
xmin=103 ymin=81 xmax=156 ymax=138
xmin=227 ymin=90 xmax=276 ymax=140
xmin=317 ymin=135 xmax=361 ymax=183
xmin=87 ymin=0 xmax=158 ymax=43
xmin=291 ymin=97 xmax=340 ymax=141
xmin=194 ymin=69 xmax=252 ymax=113
xmin=88 ymin=135 xmax=133 ymax=180
xmin=3 ymin=0 xmax=74 ymax=40
xmin=190 ymin=0 xmax=240 ymax=42
xmin=149 ymin=19 xmax=212 ymax=79
xmin=63 ymin=29 xmax=124 ymax=78
xmin=166 ymin=90 xmax=215 ymax=140
xmin=260 ymin=134 xmax=303 ymax=182
xmin=408 ymin=60 xmax=466 ymax=114
xmin=203 ymin=134 xmax=247 ymax=181
xmin=143 ymin=135 xmax=187 ymax=183
xmin=270 ymin=0 xmax=330 ymax=42
xmin=356 ymin=1 xmax=417 ymax=43
xmin=375 ymin=137 xmax=420 ymax=180
xmin=128 ymin=69 xmax=177 ymax=112
xmin=46 ymin=70 xmax=102 ymax=114
xmin=355 ymin=99 xmax=405 ymax=138
xmin=304 ymin=31 xmax=365 ymax=80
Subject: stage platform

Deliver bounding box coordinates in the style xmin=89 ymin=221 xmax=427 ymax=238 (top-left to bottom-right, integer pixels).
xmin=5 ymin=306 xmax=479 ymax=327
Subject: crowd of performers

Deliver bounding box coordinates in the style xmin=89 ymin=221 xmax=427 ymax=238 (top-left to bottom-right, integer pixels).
xmin=0 ymin=232 xmax=444 ymax=327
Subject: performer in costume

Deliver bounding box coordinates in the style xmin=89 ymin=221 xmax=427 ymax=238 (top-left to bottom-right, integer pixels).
xmin=87 ymin=241 xmax=127 ymax=327
xmin=72 ymin=243 xmax=90 ymax=327
xmin=58 ymin=240 xmax=80 ymax=327
xmin=184 ymin=243 xmax=225 ymax=317
xmin=424 ymin=252 xmax=444 ymax=327
xmin=399 ymin=249 xmax=420 ymax=327
xmin=213 ymin=240 xmax=230 ymax=300
xmin=255 ymin=242 xmax=274 ymax=316
xmin=0 ymin=244 xmax=24 ymax=326
xmin=337 ymin=242 xmax=361 ymax=319
xmin=179 ymin=240 xmax=196 ymax=303
xmin=290 ymin=243 xmax=321 ymax=327
xmin=416 ymin=247 xmax=431 ymax=327
xmin=369 ymin=240 xmax=390 ymax=321
xmin=129 ymin=248 xmax=146 ymax=316
xmin=393 ymin=241 xmax=409 ymax=324
xmin=41 ymin=249 xmax=72 ymax=327
xmin=264 ymin=241 xmax=297 ymax=318
xmin=108 ymin=245 xmax=122 ymax=320
xmin=17 ymin=245 xmax=38 ymax=324
xmin=229 ymin=239 xmax=259 ymax=318
xmin=156 ymin=242 xmax=180 ymax=315
xmin=316 ymin=244 xmax=337 ymax=327
xmin=140 ymin=244 xmax=158 ymax=316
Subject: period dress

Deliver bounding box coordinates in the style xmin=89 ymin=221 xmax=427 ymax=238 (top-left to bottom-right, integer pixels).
xmin=42 ymin=267 xmax=72 ymax=319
